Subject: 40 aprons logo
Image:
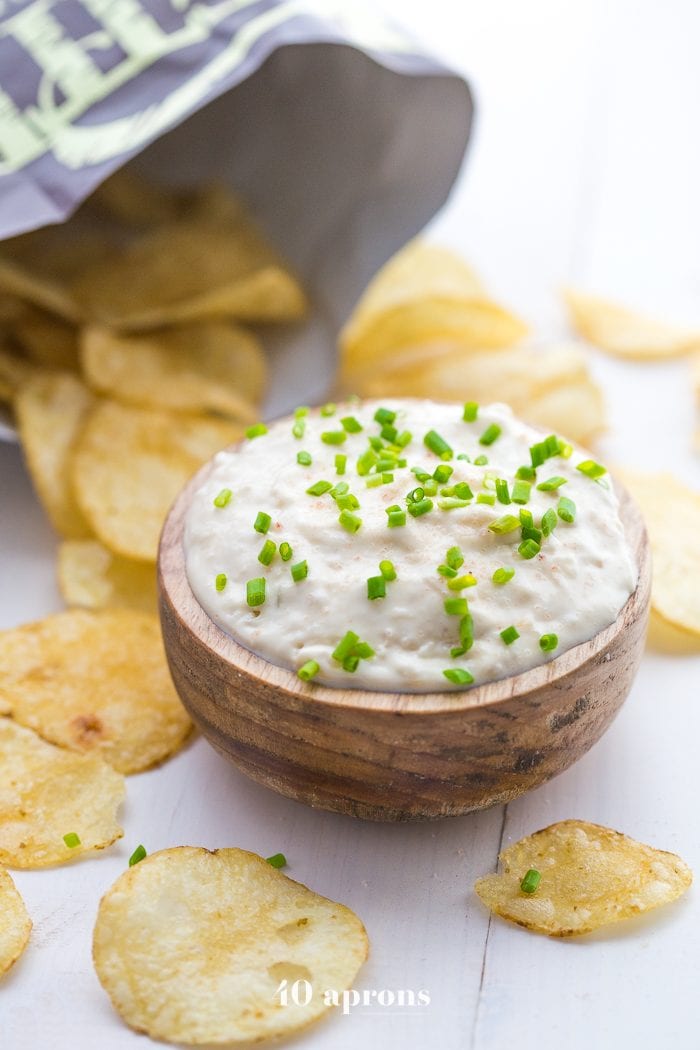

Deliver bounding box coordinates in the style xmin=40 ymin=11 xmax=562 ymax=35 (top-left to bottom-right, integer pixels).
xmin=274 ymin=978 xmax=431 ymax=1016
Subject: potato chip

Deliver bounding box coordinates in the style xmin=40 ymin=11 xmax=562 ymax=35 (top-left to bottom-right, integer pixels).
xmin=0 ymin=869 xmax=32 ymax=978
xmin=12 ymin=307 xmax=80 ymax=371
xmin=71 ymin=401 xmax=242 ymax=561
xmin=0 ymin=717 xmax=124 ymax=868
xmin=475 ymin=820 xmax=692 ymax=937
xmin=524 ymin=377 xmax=606 ymax=444
xmin=0 ymin=293 xmax=24 ymax=323
xmin=14 ymin=371 xmax=94 ymax=539
xmin=73 ymin=206 xmax=307 ymax=329
xmin=615 ymin=469 xmax=700 ymax=636
xmin=80 ymin=322 xmax=265 ymax=419
xmin=0 ymin=343 xmax=35 ymax=402
xmin=564 ymin=289 xmax=700 ymax=358
xmin=58 ymin=540 xmax=157 ymax=615
xmin=93 ymin=846 xmax=369 ymax=1045
xmin=87 ymin=168 xmax=190 ymax=228
xmin=0 ymin=610 xmax=192 ymax=774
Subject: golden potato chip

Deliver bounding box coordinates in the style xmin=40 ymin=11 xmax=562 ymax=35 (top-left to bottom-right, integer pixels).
xmin=615 ymin=469 xmax=700 ymax=636
xmin=475 ymin=820 xmax=692 ymax=937
xmin=0 ymin=717 xmax=124 ymax=868
xmin=525 ymin=377 xmax=606 ymax=444
xmin=0 ymin=610 xmax=191 ymax=775
xmin=0 ymin=293 xmax=24 ymax=323
xmin=93 ymin=846 xmax=369 ymax=1045
xmin=0 ymin=869 xmax=32 ymax=978
xmin=73 ymin=206 xmax=307 ymax=330
xmin=12 ymin=307 xmax=80 ymax=371
xmin=564 ymin=289 xmax=700 ymax=358
xmin=0 ymin=344 xmax=36 ymax=401
xmin=58 ymin=540 xmax=157 ymax=615
xmin=71 ymin=401 xmax=242 ymax=561
xmin=87 ymin=168 xmax=190 ymax=228
xmin=80 ymin=323 xmax=265 ymax=419
xmin=14 ymin=371 xmax=94 ymax=538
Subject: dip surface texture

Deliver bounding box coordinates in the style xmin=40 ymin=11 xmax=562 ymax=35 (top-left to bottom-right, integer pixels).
xmin=184 ymin=400 xmax=637 ymax=691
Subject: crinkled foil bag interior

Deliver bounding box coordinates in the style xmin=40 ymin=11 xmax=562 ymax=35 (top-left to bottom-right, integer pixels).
xmin=0 ymin=0 xmax=472 ymax=437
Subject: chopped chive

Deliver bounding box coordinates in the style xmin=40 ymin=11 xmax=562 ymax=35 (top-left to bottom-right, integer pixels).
xmin=396 ymin=430 xmax=412 ymax=447
xmin=321 ymin=430 xmax=346 ymax=445
xmin=459 ymin=614 xmax=474 ymax=650
xmin=266 ymin=852 xmax=288 ymax=868
xmin=335 ymin=453 xmax=347 ymax=475
xmin=495 ymin=479 xmax=511 ymax=505
xmin=479 ymin=423 xmax=501 ymax=446
xmin=521 ymin=526 xmax=542 ymax=544
xmin=294 ymin=406 xmax=309 ymax=419
xmin=433 ymin=463 xmax=454 ymax=484
xmin=518 ymin=539 xmax=541 ymax=559
xmin=462 ymin=401 xmax=479 ymax=422
xmin=500 ymin=625 xmax=520 ymax=645
xmin=446 ymin=546 xmax=464 ymax=569
xmin=342 ymin=654 xmax=360 ymax=672
xmin=356 ymin=449 xmax=378 ymax=476
xmin=450 ymin=482 xmax=472 ymax=501
xmin=558 ymin=439 xmax=573 ymax=459
xmin=406 ymin=486 xmax=424 ymax=503
xmin=129 ymin=844 xmax=147 ymax=867
xmin=438 ymin=564 xmax=458 ymax=578
xmin=335 ymin=493 xmax=360 ymax=510
xmin=341 ymin=416 xmax=363 ymax=433
xmin=331 ymin=481 xmax=349 ymax=497
xmin=279 ymin=541 xmax=293 ymax=561
xmin=516 ymin=465 xmax=537 ymax=481
xmin=215 ymin=573 xmax=227 ymax=592
xmin=537 ymin=476 xmax=567 ymax=491
xmin=443 ymin=668 xmax=475 ymax=685
xmin=477 ymin=492 xmax=496 ymax=506
xmin=320 ymin=402 xmax=336 ymax=417
xmin=292 ymin=420 xmax=305 ymax=439
xmin=213 ymin=488 xmax=232 ymax=508
xmin=365 ymin=474 xmax=384 ymax=488
xmin=258 ymin=539 xmax=277 ymax=566
xmin=290 ymin=560 xmax=308 ymax=582
xmin=557 ymin=496 xmax=576 ymax=523
xmin=539 ymin=633 xmax=559 ymax=652
xmin=246 ymin=422 xmax=267 ymax=439
xmin=63 ymin=832 xmax=81 ymax=848
xmin=382 ymin=473 xmax=394 ymax=484
xmin=407 ymin=498 xmax=433 ymax=517
xmin=492 ymin=567 xmax=515 ymax=585
xmin=529 ymin=442 xmax=545 ymax=467
xmin=424 ymin=429 xmax=453 ymax=459
xmin=306 ymin=480 xmax=333 ymax=497
xmin=354 ymin=641 xmax=375 ymax=660
xmin=474 ymin=454 xmax=489 ymax=465
xmin=423 ymin=478 xmax=438 ymax=497
xmin=577 ymin=459 xmax=607 ymax=480
xmin=519 ymin=508 xmax=534 ymax=528
xmin=450 ymin=646 xmax=467 ymax=658
xmin=511 ymin=480 xmax=531 ymax=505
xmin=444 ymin=597 xmax=468 ymax=616
xmin=411 ymin=466 xmax=431 ymax=482
xmin=368 ymin=435 xmax=384 ymax=452
xmin=297 ymin=450 xmax=312 ymax=466
xmin=438 ymin=497 xmax=470 ymax=510
xmin=541 ymin=508 xmax=558 ymax=536
xmin=246 ymin=577 xmax=266 ymax=606
xmin=374 ymin=407 xmax=396 ymax=425
xmin=544 ymin=434 xmax=560 ymax=457
xmin=367 ymin=576 xmax=386 ymax=600
xmin=488 ymin=514 xmax=521 ymax=534
xmin=457 ymin=453 xmax=471 ymax=462
xmin=332 ymin=631 xmax=360 ymax=663
xmin=520 ymin=868 xmax=541 ymax=894
xmin=297 ymin=661 xmax=319 ymax=682
xmin=381 ymin=424 xmax=398 ymax=442
xmin=387 ymin=508 xmax=407 ymax=527
xmin=379 ymin=560 xmax=397 ymax=581
xmin=338 ymin=509 xmax=362 ymax=533
xmin=254 ymin=511 xmax=272 ymax=534
xmin=447 ymin=573 xmax=477 ymax=591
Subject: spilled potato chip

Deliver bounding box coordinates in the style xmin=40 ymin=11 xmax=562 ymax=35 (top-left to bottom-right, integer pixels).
xmin=81 ymin=322 xmax=265 ymax=419
xmin=564 ymin=289 xmax=700 ymax=359
xmin=93 ymin=846 xmax=368 ymax=1046
xmin=12 ymin=307 xmax=80 ymax=371
xmin=0 ymin=869 xmax=32 ymax=978
xmin=0 ymin=610 xmax=191 ymax=774
xmin=71 ymin=401 xmax=242 ymax=561
xmin=58 ymin=540 xmax=157 ymax=615
xmin=14 ymin=371 xmax=94 ymax=538
xmin=475 ymin=820 xmax=692 ymax=937
xmin=0 ymin=718 xmax=124 ymax=868
xmin=615 ymin=469 xmax=700 ymax=637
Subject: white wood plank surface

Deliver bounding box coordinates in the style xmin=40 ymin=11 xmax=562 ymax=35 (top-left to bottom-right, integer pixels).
xmin=3 ymin=2 xmax=700 ymax=1048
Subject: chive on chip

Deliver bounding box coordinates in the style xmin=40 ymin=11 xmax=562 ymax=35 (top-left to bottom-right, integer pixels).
xmin=557 ymin=496 xmax=577 ymax=523
xmin=129 ymin=844 xmax=147 ymax=867
xmin=279 ymin=542 xmax=293 ymax=561
xmin=213 ymin=488 xmax=232 ymax=508
xmin=462 ymin=401 xmax=479 ymax=422
xmin=537 ymin=476 xmax=567 ymax=491
xmin=290 ymin=560 xmax=308 ymax=582
xmin=424 ymin=429 xmax=453 ymax=460
xmin=443 ymin=668 xmax=474 ymax=685
xmin=246 ymin=422 xmax=268 ymax=439
xmin=520 ymin=868 xmax=541 ymax=894
xmin=539 ymin=633 xmax=559 ymax=652
xmin=479 ymin=423 xmax=501 ymax=446
xmin=492 ymin=567 xmax=515 ymax=585
xmin=297 ymin=450 xmax=312 ymax=466
xmin=246 ymin=577 xmax=266 ymax=606
xmin=63 ymin=832 xmax=81 ymax=848
xmin=577 ymin=459 xmax=607 ymax=479
xmin=488 ymin=514 xmax=521 ymax=534
xmin=215 ymin=573 xmax=227 ymax=592
xmin=258 ymin=539 xmax=277 ymax=566
xmin=367 ymin=576 xmax=386 ymax=600
xmin=254 ymin=511 xmax=272 ymax=534
xmin=266 ymin=852 xmax=288 ymax=868
xmin=297 ymin=661 xmax=319 ymax=682
xmin=500 ymin=625 xmax=520 ymax=645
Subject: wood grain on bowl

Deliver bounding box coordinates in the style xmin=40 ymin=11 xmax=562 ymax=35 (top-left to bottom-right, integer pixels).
xmin=158 ymin=462 xmax=650 ymax=822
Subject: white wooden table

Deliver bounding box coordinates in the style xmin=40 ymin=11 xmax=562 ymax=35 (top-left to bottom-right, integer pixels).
xmin=3 ymin=2 xmax=700 ymax=1047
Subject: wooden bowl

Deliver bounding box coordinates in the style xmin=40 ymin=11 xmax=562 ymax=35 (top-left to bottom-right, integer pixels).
xmin=159 ymin=461 xmax=650 ymax=822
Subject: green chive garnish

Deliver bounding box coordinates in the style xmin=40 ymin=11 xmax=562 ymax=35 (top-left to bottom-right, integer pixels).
xmin=577 ymin=459 xmax=607 ymax=479
xmin=215 ymin=573 xmax=227 ymax=592
xmin=500 ymin=625 xmax=520 ymax=645
xmin=479 ymin=423 xmax=501 ymax=446
xmin=518 ymin=539 xmax=541 ymax=559
xmin=541 ymin=508 xmax=558 ymax=536
xmin=246 ymin=422 xmax=267 ymax=439
xmin=338 ymin=509 xmax=362 ymax=533
xmin=516 ymin=465 xmax=537 ymax=480
xmin=246 ymin=577 xmax=266 ymax=606
xmin=557 ymin=496 xmax=576 ymax=523
xmin=537 ymin=476 xmax=567 ymax=491
xmin=438 ymin=497 xmax=471 ymax=510
xmin=292 ymin=420 xmax=305 ymax=439
xmin=495 ymin=479 xmax=511 ymax=504
xmin=521 ymin=526 xmax=542 ymax=544
xmin=459 ymin=614 xmax=474 ymax=650
xmin=290 ymin=560 xmax=308 ymax=582
xmin=341 ymin=416 xmax=363 ymax=433
xmin=294 ymin=406 xmax=309 ymax=419
xmin=129 ymin=845 xmax=147 ymax=867
xmin=266 ymin=852 xmax=287 ymax=868
xmin=379 ymin=560 xmax=396 ymax=581
xmin=381 ymin=423 xmax=398 ymax=442
xmin=374 ymin=407 xmax=396 ymax=425
xmin=407 ymin=498 xmax=433 ymax=517
xmin=520 ymin=868 xmax=541 ymax=894
xmin=477 ymin=492 xmax=496 ymax=505
xmin=386 ymin=507 xmax=407 ymax=527
xmin=492 ymin=567 xmax=515 ymax=585
xmin=424 ymin=429 xmax=453 ymax=459
xmin=433 ymin=463 xmax=453 ymax=484
xmin=297 ymin=450 xmax=312 ymax=466
xmin=332 ymin=631 xmax=360 ymax=662
xmin=474 ymin=454 xmax=489 ymax=465
xmin=213 ymin=488 xmax=232 ymax=508
xmin=297 ymin=661 xmax=319 ymax=682
xmin=367 ymin=576 xmax=386 ymax=600
xmin=306 ymin=480 xmax=333 ymax=497
xmin=447 ymin=573 xmax=477 ymax=591
xmin=539 ymin=633 xmax=559 ymax=652
xmin=254 ymin=511 xmax=272 ymax=534
xmin=320 ymin=403 xmax=336 ymax=417
xmin=443 ymin=668 xmax=474 ymax=685
xmin=438 ymin=564 xmax=458 ymax=578
xmin=511 ymin=480 xmax=531 ymax=505
xmin=396 ymin=430 xmax=412 ymax=447
xmin=258 ymin=539 xmax=276 ymax=566
xmin=335 ymin=454 xmax=347 ymax=475
xmin=63 ymin=832 xmax=81 ymax=848
xmin=453 ymin=482 xmax=474 ymax=500
xmin=446 ymin=546 xmax=464 ymax=569
xmin=321 ymin=430 xmax=346 ymax=445
xmin=279 ymin=542 xmax=293 ymax=561
xmin=356 ymin=449 xmax=378 ymax=476
xmin=462 ymin=401 xmax=479 ymax=422
xmin=488 ymin=514 xmax=521 ymax=534
xmin=444 ymin=597 xmax=468 ymax=615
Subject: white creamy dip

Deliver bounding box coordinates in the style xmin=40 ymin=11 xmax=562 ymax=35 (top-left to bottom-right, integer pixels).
xmin=184 ymin=399 xmax=637 ymax=691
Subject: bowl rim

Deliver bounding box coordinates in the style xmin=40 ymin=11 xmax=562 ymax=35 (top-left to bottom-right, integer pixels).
xmin=158 ymin=442 xmax=651 ymax=719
